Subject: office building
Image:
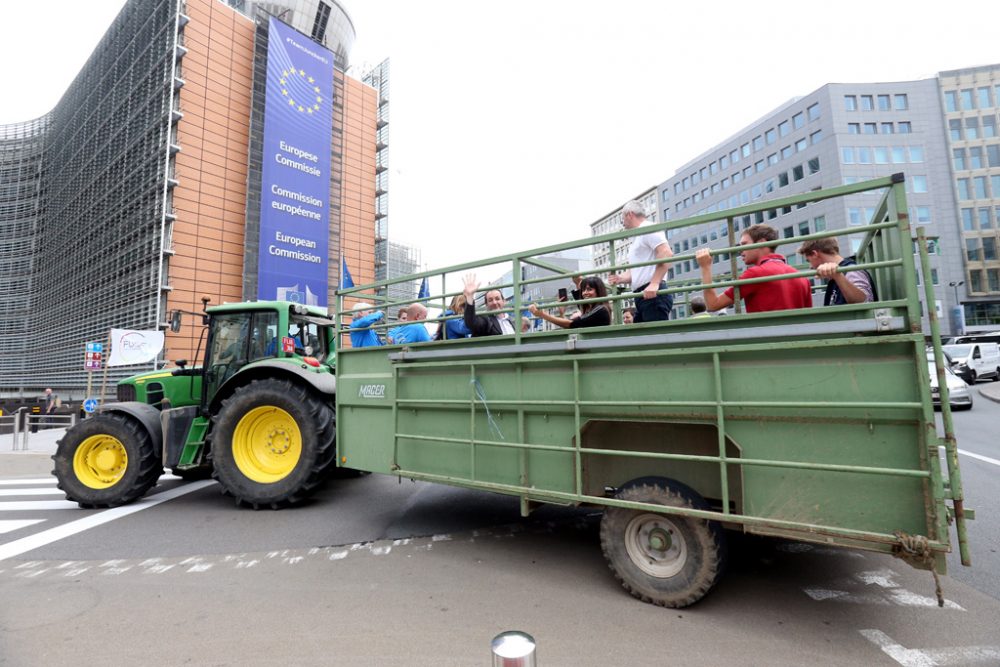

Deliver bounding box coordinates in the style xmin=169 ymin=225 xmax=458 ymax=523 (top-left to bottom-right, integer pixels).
xmin=938 ymin=65 xmax=1000 ymax=331
xmin=0 ymin=0 xmax=382 ymax=397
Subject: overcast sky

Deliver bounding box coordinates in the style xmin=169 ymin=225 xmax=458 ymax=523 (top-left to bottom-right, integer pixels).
xmin=3 ymin=0 xmax=1000 ymax=279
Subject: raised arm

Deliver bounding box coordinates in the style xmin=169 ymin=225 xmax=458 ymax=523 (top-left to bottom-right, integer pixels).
xmin=695 ymin=248 xmax=734 ymax=312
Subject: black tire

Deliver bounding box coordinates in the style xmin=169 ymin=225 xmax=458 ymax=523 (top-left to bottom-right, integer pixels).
xmin=600 ymin=478 xmax=727 ymax=608
xmin=992 ymin=367 xmax=1000 ymax=382
xmin=969 ymin=370 xmax=977 ymax=384
xmin=51 ymin=413 xmax=162 ymax=508
xmin=209 ymin=378 xmax=336 ymax=509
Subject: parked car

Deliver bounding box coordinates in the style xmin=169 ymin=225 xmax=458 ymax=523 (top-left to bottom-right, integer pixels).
xmin=927 ymin=353 xmax=974 ymax=410
xmin=942 ymin=342 xmax=1000 ymax=384
xmin=955 ymin=331 xmax=1000 ymax=346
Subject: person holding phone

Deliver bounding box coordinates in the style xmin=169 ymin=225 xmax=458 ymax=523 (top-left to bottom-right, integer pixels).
xmin=529 ymin=277 xmax=611 ymax=329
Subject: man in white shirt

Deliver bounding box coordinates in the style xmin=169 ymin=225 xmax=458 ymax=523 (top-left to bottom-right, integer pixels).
xmin=608 ymin=201 xmax=674 ymax=322
xmin=462 ymin=273 xmax=516 ymax=336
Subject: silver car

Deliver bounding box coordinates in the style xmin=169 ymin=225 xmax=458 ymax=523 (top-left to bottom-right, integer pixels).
xmin=927 ymin=354 xmax=974 ymax=410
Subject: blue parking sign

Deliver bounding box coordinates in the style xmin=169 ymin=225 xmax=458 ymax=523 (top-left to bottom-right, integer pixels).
xmin=83 ymin=398 xmax=98 ymax=414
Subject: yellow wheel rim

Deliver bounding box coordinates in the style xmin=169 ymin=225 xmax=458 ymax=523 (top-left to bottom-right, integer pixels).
xmin=232 ymin=406 xmax=302 ymax=483
xmin=73 ymin=434 xmax=128 ymax=489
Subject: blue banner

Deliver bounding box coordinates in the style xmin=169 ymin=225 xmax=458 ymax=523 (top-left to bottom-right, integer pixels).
xmin=257 ymin=17 xmax=334 ymax=306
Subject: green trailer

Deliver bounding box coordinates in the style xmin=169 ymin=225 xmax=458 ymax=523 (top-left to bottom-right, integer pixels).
xmin=336 ymin=173 xmax=971 ymax=607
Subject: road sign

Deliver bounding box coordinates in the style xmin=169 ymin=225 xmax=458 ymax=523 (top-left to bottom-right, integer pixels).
xmin=83 ymin=398 xmax=98 ymax=414
xmin=85 ymin=342 xmax=104 ymax=372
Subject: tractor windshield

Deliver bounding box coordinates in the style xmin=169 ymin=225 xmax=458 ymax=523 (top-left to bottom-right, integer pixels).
xmin=288 ymin=314 xmax=329 ymax=360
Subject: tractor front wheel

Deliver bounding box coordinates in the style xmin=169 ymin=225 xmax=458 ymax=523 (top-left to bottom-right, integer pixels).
xmin=209 ymin=379 xmax=335 ymax=509
xmin=52 ymin=413 xmax=162 ymax=508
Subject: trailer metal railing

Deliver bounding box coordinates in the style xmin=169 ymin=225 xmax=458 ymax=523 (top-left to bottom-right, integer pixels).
xmin=336 ymin=173 xmax=969 ymax=569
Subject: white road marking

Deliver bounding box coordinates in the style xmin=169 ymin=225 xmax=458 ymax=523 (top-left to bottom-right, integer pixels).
xmin=958 ymin=448 xmax=1000 ymax=467
xmin=0 ymin=488 xmax=64 ymax=497
xmin=0 ymin=478 xmax=56 ymax=486
xmin=0 ymin=519 xmax=44 ymax=534
xmin=803 ymin=568 xmax=964 ymax=610
xmin=0 ymin=481 xmax=214 ymax=561
xmin=186 ymin=563 xmax=212 ymax=573
xmin=0 ymin=500 xmax=83 ymax=511
xmin=861 ymin=629 xmax=1000 ymax=666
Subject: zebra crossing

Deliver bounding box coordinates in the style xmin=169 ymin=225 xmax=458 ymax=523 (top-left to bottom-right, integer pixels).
xmin=0 ymin=473 xmax=211 ymax=560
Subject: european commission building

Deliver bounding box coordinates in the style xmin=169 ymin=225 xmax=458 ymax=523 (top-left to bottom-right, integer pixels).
xmin=0 ymin=0 xmax=381 ymax=400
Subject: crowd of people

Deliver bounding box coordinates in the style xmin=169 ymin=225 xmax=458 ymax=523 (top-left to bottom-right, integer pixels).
xmin=347 ymin=201 xmax=877 ymax=348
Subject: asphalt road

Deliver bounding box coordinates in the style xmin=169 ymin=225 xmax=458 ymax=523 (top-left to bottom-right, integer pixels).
xmin=1 ymin=397 xmax=999 ymax=666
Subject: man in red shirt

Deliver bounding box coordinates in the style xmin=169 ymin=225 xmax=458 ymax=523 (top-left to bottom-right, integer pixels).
xmin=695 ymin=224 xmax=812 ymax=313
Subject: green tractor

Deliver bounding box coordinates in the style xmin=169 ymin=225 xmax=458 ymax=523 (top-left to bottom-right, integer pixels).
xmin=53 ymin=301 xmax=340 ymax=509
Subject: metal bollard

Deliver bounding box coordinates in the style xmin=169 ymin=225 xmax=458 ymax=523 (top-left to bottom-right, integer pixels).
xmin=491 ymin=631 xmax=536 ymax=667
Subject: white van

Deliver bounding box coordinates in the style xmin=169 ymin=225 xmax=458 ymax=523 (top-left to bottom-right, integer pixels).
xmin=942 ymin=342 xmax=1000 ymax=383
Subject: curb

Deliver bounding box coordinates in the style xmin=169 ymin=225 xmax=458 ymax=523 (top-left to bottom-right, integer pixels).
xmin=978 ymin=384 xmax=1000 ymax=405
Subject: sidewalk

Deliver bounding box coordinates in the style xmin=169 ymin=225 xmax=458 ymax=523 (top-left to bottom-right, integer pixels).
xmin=0 ymin=427 xmax=63 ymax=477
xmin=979 ymin=382 xmax=1000 ymax=405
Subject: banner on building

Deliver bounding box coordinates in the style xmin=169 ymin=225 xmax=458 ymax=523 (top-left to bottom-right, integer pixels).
xmin=257 ymin=17 xmax=335 ymax=307
xmin=107 ymin=329 xmax=164 ymax=367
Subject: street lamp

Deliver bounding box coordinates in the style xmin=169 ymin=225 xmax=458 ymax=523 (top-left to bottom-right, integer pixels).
xmin=948 ymin=281 xmax=965 ymax=336
xmin=948 ymin=280 xmax=964 ymax=303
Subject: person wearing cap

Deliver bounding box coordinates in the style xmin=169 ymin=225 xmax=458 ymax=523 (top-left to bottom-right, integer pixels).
xmin=607 ymin=201 xmax=674 ymax=322
xmin=349 ymin=302 xmax=384 ymax=348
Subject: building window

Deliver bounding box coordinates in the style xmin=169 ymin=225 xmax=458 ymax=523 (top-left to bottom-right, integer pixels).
xmin=892 ymin=146 xmax=906 ymax=164
xmin=979 ymin=208 xmax=993 ymax=230
xmin=966 ymin=117 xmax=980 ymax=140
xmin=844 ymin=95 xmax=857 ymax=111
xmin=944 ymin=91 xmax=958 ymax=112
xmin=983 ymin=116 xmax=996 ymax=138
xmin=781 ymin=145 xmax=793 ymax=160
xmin=792 ymin=112 xmax=804 ymax=129
xmin=969 ymin=270 xmax=983 ymax=293
xmin=795 ymin=138 xmax=807 ymax=152
xmin=860 ymin=95 xmax=874 ymax=111
xmin=792 ymin=165 xmax=805 ymax=181
xmin=898 ymin=121 xmax=912 ymax=134
xmin=863 ymin=123 xmax=877 ymax=134
xmin=984 ymin=237 xmax=998 ymax=261
xmin=957 ymin=178 xmax=971 ymax=200
xmin=953 ymin=148 xmax=966 ymax=170
xmin=949 ymin=119 xmax=963 ymax=141
xmin=807 ymin=103 xmax=820 ymax=121
xmin=911 ymin=175 xmax=928 ymax=193
xmin=742 ymin=142 xmax=751 ymax=157
xmin=765 ymin=128 xmax=776 ymax=145
xmin=778 ymin=171 xmax=789 ymax=187
xmin=814 ymin=215 xmax=826 ymax=231
xmin=969 ymin=146 xmax=983 ymax=169
xmin=730 ymin=148 xmax=740 ymax=164
xmin=875 ymin=147 xmax=889 ymax=164
xmin=877 ymin=94 xmax=891 ymax=111
xmin=810 ymin=129 xmax=823 ymax=144
xmin=894 ymin=94 xmax=908 ymax=110
xmin=848 ymin=123 xmax=860 ymax=134
xmin=733 ymin=171 xmax=742 ymax=184
xmin=881 ymin=122 xmax=894 ymax=134
xmin=961 ymin=208 xmax=974 ymax=230
xmin=857 ymin=147 xmax=872 ymax=164
xmin=310 ymin=1 xmax=332 ymax=42
xmin=842 ymin=147 xmax=855 ymax=164
xmin=709 ymin=161 xmax=719 ymax=175
xmin=989 ymin=269 xmax=1000 ymax=293
xmin=915 ymin=206 xmax=930 ymax=223
xmin=808 ymin=157 xmax=820 ymax=174
xmin=754 ymin=160 xmax=765 ymax=173
xmin=974 ymin=176 xmax=988 ymax=199
xmin=978 ymin=86 xmax=993 ymax=108
xmin=960 ymin=89 xmax=975 ymax=110
xmin=993 ymin=176 xmax=1000 ymax=196
xmin=778 ymin=120 xmax=790 ymax=137
xmin=909 ymin=146 xmax=924 ymax=163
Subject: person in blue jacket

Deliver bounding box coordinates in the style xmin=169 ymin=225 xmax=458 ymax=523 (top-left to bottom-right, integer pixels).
xmin=349 ymin=302 xmax=384 ymax=348
xmin=435 ymin=294 xmax=472 ymax=340
xmin=388 ymin=303 xmax=432 ymax=345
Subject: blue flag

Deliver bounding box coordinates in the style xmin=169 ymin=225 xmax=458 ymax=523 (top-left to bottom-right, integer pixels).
xmin=342 ymin=258 xmax=354 ymax=289
xmin=418 ymin=277 xmax=430 ymax=300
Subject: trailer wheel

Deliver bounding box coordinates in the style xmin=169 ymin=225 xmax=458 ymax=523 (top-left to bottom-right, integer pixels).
xmin=52 ymin=413 xmax=162 ymax=508
xmin=600 ymin=478 xmax=726 ymax=608
xmin=210 ymin=378 xmax=335 ymax=509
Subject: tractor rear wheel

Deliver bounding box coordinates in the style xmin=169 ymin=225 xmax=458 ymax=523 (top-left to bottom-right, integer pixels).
xmin=209 ymin=378 xmax=335 ymax=509
xmin=52 ymin=413 xmax=162 ymax=508
xmin=600 ymin=477 xmax=727 ymax=608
